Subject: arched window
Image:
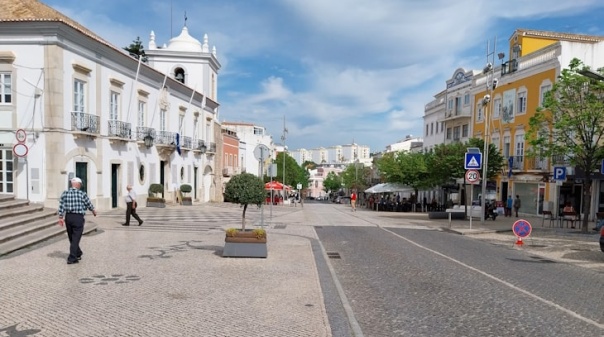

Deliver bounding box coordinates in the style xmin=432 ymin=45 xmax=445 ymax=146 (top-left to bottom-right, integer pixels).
xmin=174 ymin=67 xmax=185 ymax=84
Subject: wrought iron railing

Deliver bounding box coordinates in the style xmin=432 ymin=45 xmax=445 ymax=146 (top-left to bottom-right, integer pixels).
xmin=156 ymin=131 xmax=177 ymax=145
xmin=71 ymin=111 xmax=100 ymax=134
xmin=181 ymin=136 xmax=192 ymax=149
xmin=209 ymin=142 xmax=217 ymax=153
xmin=510 ymin=155 xmax=524 ymax=170
xmin=136 ymin=127 xmax=156 ymax=142
xmin=526 ymin=157 xmax=548 ymax=171
xmin=108 ymin=120 xmax=131 ymax=138
xmin=193 ymin=139 xmax=207 ymax=152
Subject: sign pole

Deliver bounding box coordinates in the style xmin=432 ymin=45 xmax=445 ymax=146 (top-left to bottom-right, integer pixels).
xmin=469 ymin=183 xmax=473 ymax=229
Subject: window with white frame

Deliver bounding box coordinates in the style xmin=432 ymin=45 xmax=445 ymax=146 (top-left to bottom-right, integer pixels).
xmin=464 ymin=93 xmax=470 ymax=105
xmin=540 ymin=83 xmax=552 ymax=107
xmin=0 ymin=73 xmax=11 ymax=104
xmin=503 ymin=135 xmax=511 ymax=158
xmin=515 ymin=133 xmax=525 ymax=160
xmin=462 ymin=124 xmax=469 ymax=137
xmin=446 ymin=127 xmax=452 ymax=140
xmin=137 ymin=101 xmax=145 ymax=126
xmin=179 ymin=115 xmax=184 ymax=135
xmin=109 ymin=91 xmax=119 ymax=120
xmin=453 ymin=126 xmax=460 ymax=140
xmin=491 ymin=135 xmax=500 ymax=150
xmin=493 ymin=98 xmax=501 ymax=119
xmin=160 ymin=109 xmax=166 ymax=131
xmin=430 ymin=122 xmax=434 ymax=135
xmin=517 ymin=91 xmax=527 ymax=114
xmin=425 ymin=124 xmax=429 ymax=136
xmin=448 ymin=98 xmax=453 ymax=111
xmin=476 ymin=102 xmax=483 ymax=122
xmin=73 ymin=79 xmax=85 ymax=112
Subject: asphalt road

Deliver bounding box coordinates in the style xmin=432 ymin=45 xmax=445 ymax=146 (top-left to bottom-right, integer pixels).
xmin=315 ymin=219 xmax=604 ymax=336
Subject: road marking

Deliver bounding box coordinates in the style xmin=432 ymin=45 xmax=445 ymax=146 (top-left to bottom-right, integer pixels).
xmin=381 ymin=227 xmax=604 ymax=331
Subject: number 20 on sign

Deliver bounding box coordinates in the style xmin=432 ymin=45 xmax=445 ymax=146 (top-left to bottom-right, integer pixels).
xmin=465 ymin=169 xmax=480 ymax=184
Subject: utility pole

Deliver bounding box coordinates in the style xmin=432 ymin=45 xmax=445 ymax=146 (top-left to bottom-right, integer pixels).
xmin=281 ymin=116 xmax=288 ymax=204
xmin=480 ymin=37 xmax=498 ymax=224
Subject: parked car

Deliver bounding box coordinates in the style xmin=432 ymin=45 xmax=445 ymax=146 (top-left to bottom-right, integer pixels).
xmin=600 ymin=228 xmax=604 ymax=252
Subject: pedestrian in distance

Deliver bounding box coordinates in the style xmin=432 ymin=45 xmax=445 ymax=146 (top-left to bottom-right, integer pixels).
xmin=505 ymin=195 xmax=513 ymax=217
xmin=122 ymin=184 xmax=143 ymax=226
xmin=513 ymin=195 xmax=521 ymax=217
xmin=57 ymin=177 xmax=96 ymax=265
xmin=350 ymin=190 xmax=357 ymax=212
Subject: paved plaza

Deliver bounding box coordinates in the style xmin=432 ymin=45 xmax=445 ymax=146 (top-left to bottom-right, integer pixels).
xmin=1 ymin=202 xmax=602 ymax=336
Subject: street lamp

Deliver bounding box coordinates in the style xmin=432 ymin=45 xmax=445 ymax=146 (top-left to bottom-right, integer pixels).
xmin=281 ymin=116 xmax=288 ymax=193
xmin=144 ymin=134 xmax=154 ymax=148
xmin=578 ymin=69 xmax=604 ymax=81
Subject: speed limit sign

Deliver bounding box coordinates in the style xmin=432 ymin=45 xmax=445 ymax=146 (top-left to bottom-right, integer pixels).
xmin=465 ymin=169 xmax=480 ymax=184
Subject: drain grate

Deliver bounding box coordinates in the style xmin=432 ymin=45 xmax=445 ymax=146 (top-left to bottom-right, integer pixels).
xmin=274 ymin=224 xmax=287 ymax=229
xmin=326 ymin=252 xmax=341 ymax=259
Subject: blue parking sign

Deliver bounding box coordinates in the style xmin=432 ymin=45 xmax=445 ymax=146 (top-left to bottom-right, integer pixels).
xmin=553 ymin=166 xmax=566 ymax=180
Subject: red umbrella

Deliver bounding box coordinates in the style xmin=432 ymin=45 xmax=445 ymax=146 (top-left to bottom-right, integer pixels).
xmin=265 ymin=181 xmax=285 ymax=190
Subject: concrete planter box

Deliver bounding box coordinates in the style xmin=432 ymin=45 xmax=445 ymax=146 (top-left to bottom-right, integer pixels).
xmin=181 ymin=197 xmax=193 ymax=206
xmin=146 ymin=201 xmax=166 ymax=208
xmin=223 ymin=230 xmax=267 ymax=258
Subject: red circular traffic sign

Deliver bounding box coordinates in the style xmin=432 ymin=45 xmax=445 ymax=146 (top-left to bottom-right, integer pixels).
xmin=465 ymin=169 xmax=480 ymax=184
xmin=13 ymin=143 xmax=28 ymax=157
xmin=512 ymin=219 xmax=532 ymax=238
xmin=15 ymin=129 xmax=26 ymax=143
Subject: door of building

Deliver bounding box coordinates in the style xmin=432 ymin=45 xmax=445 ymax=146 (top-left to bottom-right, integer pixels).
xmin=111 ymin=164 xmax=119 ymax=208
xmin=0 ymin=148 xmax=13 ymax=194
xmin=75 ymin=162 xmax=88 ymax=194
xmin=194 ymin=167 xmax=198 ymax=200
xmin=160 ymin=160 xmax=166 ymax=198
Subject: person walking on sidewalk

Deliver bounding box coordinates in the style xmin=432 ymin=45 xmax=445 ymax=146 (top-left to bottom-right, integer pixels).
xmin=350 ymin=190 xmax=357 ymax=212
xmin=57 ymin=177 xmax=96 ymax=265
xmin=122 ymin=185 xmax=143 ymax=226
xmin=505 ymin=195 xmax=513 ymax=217
xmin=513 ymin=195 xmax=521 ymax=217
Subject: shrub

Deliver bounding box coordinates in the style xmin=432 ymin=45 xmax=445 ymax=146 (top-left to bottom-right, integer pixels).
xmin=149 ymin=183 xmax=163 ymax=197
xmin=180 ymin=184 xmax=192 ymax=194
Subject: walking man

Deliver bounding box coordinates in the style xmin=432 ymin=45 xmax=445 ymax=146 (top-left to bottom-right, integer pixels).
xmin=505 ymin=195 xmax=513 ymax=217
xmin=122 ymin=185 xmax=143 ymax=226
xmin=57 ymin=177 xmax=96 ymax=264
xmin=351 ymin=190 xmax=357 ymax=212
xmin=513 ymin=194 xmax=521 ymax=217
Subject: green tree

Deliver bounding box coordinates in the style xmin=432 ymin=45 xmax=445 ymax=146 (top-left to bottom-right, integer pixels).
xmin=223 ymin=173 xmax=265 ymax=230
xmin=323 ymin=171 xmax=342 ymax=194
xmin=340 ymin=163 xmax=370 ymax=191
xmin=275 ymin=152 xmax=309 ymax=189
xmin=466 ymin=138 xmax=505 ymax=181
xmin=527 ymin=58 xmax=604 ymax=233
xmin=124 ymin=36 xmax=148 ymax=62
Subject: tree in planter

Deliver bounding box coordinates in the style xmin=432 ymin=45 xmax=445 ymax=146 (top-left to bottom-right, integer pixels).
xmin=148 ymin=183 xmax=164 ymax=202
xmin=180 ymin=184 xmax=192 ymax=205
xmin=223 ymin=173 xmax=265 ymax=230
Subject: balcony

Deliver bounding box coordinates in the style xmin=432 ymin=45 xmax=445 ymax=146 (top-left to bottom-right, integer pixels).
xmin=136 ymin=127 xmax=156 ymax=147
xmin=108 ymin=120 xmax=131 ymax=144
xmin=552 ymin=155 xmax=571 ymax=165
xmin=443 ymin=110 xmax=471 ymax=122
xmin=71 ymin=111 xmax=100 ymax=138
xmin=156 ymin=131 xmax=177 ymax=146
xmin=527 ymin=157 xmax=548 ymax=171
xmin=208 ymin=142 xmax=217 ymax=153
xmin=510 ymin=155 xmax=524 ymax=170
xmin=181 ymin=136 xmax=192 ymax=151
xmin=193 ymin=139 xmax=208 ymax=154
xmin=222 ymin=167 xmax=241 ymax=177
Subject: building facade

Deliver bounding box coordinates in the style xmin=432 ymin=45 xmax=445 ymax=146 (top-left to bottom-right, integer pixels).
xmin=0 ymin=0 xmax=221 ymax=209
xmin=221 ymin=122 xmax=273 ymax=178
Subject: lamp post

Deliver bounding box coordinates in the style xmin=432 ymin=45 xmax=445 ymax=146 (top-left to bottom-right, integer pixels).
xmin=480 ymin=38 xmax=497 ymax=224
xmin=281 ymin=116 xmax=288 ymax=203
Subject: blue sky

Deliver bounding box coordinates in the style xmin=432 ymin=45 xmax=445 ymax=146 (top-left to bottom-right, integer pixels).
xmin=45 ymin=0 xmax=604 ymax=153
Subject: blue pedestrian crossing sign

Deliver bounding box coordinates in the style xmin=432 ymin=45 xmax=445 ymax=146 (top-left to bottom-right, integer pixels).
xmin=464 ymin=153 xmax=482 ymax=169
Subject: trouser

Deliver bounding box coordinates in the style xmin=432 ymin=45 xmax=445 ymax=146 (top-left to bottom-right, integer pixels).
xmin=351 ymin=200 xmax=356 ymax=210
xmin=504 ymin=207 xmax=511 ymax=216
xmin=65 ymin=213 xmax=84 ymax=262
xmin=125 ymin=202 xmax=142 ymax=225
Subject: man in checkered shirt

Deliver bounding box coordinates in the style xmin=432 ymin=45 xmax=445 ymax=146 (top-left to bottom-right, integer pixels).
xmin=57 ymin=177 xmax=97 ymax=264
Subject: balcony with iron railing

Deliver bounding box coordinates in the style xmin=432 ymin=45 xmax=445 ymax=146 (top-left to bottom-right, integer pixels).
xmin=193 ymin=139 xmax=207 ymax=153
xmin=156 ymin=131 xmax=178 ymax=146
xmin=222 ymin=166 xmax=241 ymax=177
xmin=71 ymin=111 xmax=100 ymax=137
xmin=181 ymin=136 xmax=192 ymax=150
xmin=136 ymin=127 xmax=156 ymax=143
xmin=509 ymin=155 xmax=525 ymax=170
xmin=526 ymin=156 xmax=549 ymax=171
xmin=209 ymin=142 xmax=217 ymax=153
xmin=108 ymin=120 xmax=131 ymax=141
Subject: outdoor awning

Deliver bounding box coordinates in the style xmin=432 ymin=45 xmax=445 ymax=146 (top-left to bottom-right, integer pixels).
xmin=265 ymin=181 xmax=291 ymax=190
xmin=365 ymin=183 xmax=414 ymax=194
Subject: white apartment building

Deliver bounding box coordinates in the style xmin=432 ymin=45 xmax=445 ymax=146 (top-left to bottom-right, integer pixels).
xmin=291 ymin=143 xmax=371 ymax=166
xmin=385 ymin=136 xmax=423 ymax=153
xmin=0 ymin=1 xmax=221 ymax=209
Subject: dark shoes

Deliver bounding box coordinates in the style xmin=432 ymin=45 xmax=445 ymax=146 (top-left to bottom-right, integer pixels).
xmin=138 ymin=221 xmax=143 ymax=226
xmin=67 ymin=260 xmax=79 ymax=265
xmin=121 ymin=223 xmax=129 ymax=226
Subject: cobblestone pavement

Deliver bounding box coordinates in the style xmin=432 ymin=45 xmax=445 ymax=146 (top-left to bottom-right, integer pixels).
xmin=1 ymin=201 xmax=602 ymax=336
xmin=0 ymin=203 xmax=331 ymax=337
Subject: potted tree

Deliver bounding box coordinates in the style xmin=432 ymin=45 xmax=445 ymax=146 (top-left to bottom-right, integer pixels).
xmin=222 ymin=172 xmax=267 ymax=258
xmin=147 ymin=183 xmax=165 ymax=208
xmin=180 ymin=184 xmax=192 ymax=205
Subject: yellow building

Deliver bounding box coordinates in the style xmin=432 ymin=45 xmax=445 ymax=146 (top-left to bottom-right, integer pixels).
xmin=472 ymin=29 xmax=604 ymax=217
